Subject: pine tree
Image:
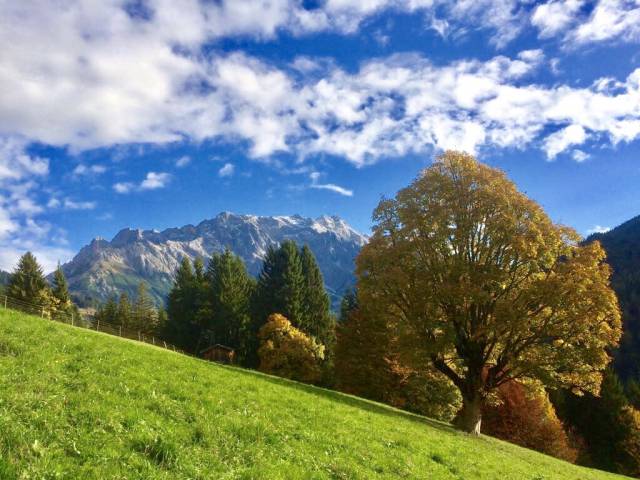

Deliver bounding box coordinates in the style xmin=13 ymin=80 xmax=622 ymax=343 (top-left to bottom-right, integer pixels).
xmin=97 ymin=294 xmax=119 ymax=326
xmin=116 ymin=292 xmax=132 ymax=327
xmin=131 ymin=282 xmax=157 ymax=333
xmin=553 ymin=369 xmax=640 ymax=475
xmin=164 ymin=257 xmax=204 ymax=352
xmin=253 ymin=241 xmax=304 ymax=328
xmin=7 ymin=252 xmax=50 ymax=306
xmin=300 ymin=245 xmax=334 ymax=348
xmin=50 ymin=263 xmax=78 ymax=319
xmin=203 ymin=248 xmax=254 ymax=361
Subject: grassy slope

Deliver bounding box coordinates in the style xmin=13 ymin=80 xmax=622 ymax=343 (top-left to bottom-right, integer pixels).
xmin=0 ymin=310 xmax=627 ymax=480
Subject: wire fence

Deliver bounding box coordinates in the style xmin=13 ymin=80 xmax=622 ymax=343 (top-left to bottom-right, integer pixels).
xmin=0 ymin=294 xmax=186 ymax=355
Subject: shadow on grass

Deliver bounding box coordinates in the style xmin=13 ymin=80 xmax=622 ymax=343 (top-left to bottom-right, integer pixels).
xmin=217 ymin=363 xmax=457 ymax=436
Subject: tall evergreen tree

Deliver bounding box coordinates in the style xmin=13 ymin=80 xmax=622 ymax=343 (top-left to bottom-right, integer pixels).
xmin=553 ymin=369 xmax=640 ymax=475
xmin=300 ymin=245 xmax=334 ymax=349
xmin=7 ymin=252 xmax=50 ymax=306
xmin=203 ymin=248 xmax=255 ymax=361
xmin=51 ymin=264 xmax=71 ymax=305
xmin=131 ymin=282 xmax=157 ymax=333
xmin=253 ymin=241 xmax=305 ymax=328
xmin=116 ymin=292 xmax=132 ymax=327
xmin=96 ymin=294 xmax=118 ymax=326
xmin=164 ymin=257 xmax=204 ymax=352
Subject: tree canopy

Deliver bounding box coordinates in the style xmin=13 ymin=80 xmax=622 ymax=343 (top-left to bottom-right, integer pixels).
xmin=356 ymin=151 xmax=622 ymax=434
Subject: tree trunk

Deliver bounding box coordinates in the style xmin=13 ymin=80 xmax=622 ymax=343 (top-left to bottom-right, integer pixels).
xmin=455 ymin=394 xmax=483 ymax=435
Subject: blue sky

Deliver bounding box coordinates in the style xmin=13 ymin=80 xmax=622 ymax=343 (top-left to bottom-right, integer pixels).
xmin=1 ymin=0 xmax=639 ymax=271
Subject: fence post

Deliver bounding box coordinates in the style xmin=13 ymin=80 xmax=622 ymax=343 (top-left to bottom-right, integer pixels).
xmin=152 ymin=337 xmax=155 ymax=346
xmin=41 ymin=307 xmax=44 ymax=318
xmin=97 ymin=319 xmax=100 ymax=331
xmin=138 ymin=332 xmax=141 ymax=341
xmin=119 ymin=326 xmax=122 ymax=336
xmin=71 ymin=313 xmax=74 ymax=326
xmin=3 ymin=295 xmax=6 ymax=309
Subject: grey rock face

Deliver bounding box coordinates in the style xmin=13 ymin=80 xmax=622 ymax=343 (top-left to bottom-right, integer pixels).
xmin=62 ymin=212 xmax=368 ymax=307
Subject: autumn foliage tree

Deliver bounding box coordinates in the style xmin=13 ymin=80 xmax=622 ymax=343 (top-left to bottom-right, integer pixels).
xmin=482 ymin=380 xmax=577 ymax=462
xmin=356 ymin=151 xmax=622 ymax=435
xmin=258 ymin=313 xmax=324 ymax=384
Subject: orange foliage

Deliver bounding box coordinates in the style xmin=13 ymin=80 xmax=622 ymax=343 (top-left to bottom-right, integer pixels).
xmin=258 ymin=313 xmax=325 ymax=384
xmin=483 ymin=380 xmax=578 ymax=462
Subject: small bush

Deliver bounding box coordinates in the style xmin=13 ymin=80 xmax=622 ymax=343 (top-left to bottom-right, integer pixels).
xmin=258 ymin=313 xmax=324 ymax=384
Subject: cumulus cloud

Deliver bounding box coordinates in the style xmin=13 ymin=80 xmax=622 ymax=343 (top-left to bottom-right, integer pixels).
xmin=531 ymin=0 xmax=583 ymax=38
xmin=0 ymin=137 xmax=73 ymax=271
xmin=2 ymin=1 xmax=639 ymax=167
xmin=140 ymin=172 xmax=171 ymax=190
xmin=531 ymin=0 xmax=640 ymax=46
xmin=544 ymin=125 xmax=588 ymax=159
xmin=114 ymin=172 xmax=171 ymax=193
xmin=218 ymin=163 xmax=235 ymax=177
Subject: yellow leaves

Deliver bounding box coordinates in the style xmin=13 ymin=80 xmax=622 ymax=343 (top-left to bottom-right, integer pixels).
xmin=357 ymin=150 xmax=622 ymax=397
xmin=258 ymin=313 xmax=325 ymax=384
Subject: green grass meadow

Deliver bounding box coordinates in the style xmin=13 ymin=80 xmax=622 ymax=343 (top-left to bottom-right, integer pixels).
xmin=0 ymin=309 xmax=628 ymax=479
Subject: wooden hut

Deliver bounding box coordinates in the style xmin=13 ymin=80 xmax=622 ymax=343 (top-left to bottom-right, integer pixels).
xmin=201 ymin=344 xmax=235 ymax=364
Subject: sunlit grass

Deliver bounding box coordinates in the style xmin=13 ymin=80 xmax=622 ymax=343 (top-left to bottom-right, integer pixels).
xmin=0 ymin=309 xmax=627 ymax=479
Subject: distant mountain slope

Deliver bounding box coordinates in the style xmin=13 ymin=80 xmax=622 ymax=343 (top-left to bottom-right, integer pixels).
xmin=61 ymin=212 xmax=368 ymax=308
xmin=588 ymin=216 xmax=640 ymax=380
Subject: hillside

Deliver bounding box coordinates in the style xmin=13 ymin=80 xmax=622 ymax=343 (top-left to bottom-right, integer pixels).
xmin=60 ymin=212 xmax=367 ymax=308
xmin=0 ymin=309 xmax=626 ymax=479
xmin=587 ymin=216 xmax=640 ymax=380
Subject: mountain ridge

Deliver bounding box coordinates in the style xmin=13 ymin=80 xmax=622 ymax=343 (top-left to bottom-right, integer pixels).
xmin=60 ymin=212 xmax=368 ymax=308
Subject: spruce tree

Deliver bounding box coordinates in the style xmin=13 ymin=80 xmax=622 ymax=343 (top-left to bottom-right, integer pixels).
xmin=164 ymin=257 xmax=203 ymax=352
xmin=204 ymin=248 xmax=254 ymax=360
xmin=98 ymin=294 xmax=119 ymax=325
xmin=253 ymin=241 xmax=305 ymax=328
xmin=300 ymin=245 xmax=335 ymax=353
xmin=116 ymin=292 xmax=132 ymax=327
xmin=7 ymin=252 xmax=50 ymax=306
xmin=131 ymin=282 xmax=157 ymax=333
xmin=51 ymin=264 xmax=71 ymax=305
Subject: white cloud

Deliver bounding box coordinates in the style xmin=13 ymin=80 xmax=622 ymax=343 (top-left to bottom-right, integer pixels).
xmin=587 ymin=225 xmax=611 ymax=235
xmin=309 ymin=171 xmax=353 ymax=196
xmin=531 ymin=0 xmax=640 ymax=46
xmin=544 ymin=125 xmax=588 ymax=159
xmin=531 ymin=0 xmax=583 ymax=38
xmin=218 ymin=163 xmax=235 ymax=177
xmin=47 ymin=197 xmax=97 ymax=210
xmin=571 ymin=149 xmax=590 ymax=162
xmin=176 ymin=155 xmax=191 ymax=168
xmin=114 ymin=172 xmax=171 ymax=194
xmin=63 ymin=199 xmax=97 ymax=210
xmin=72 ymin=164 xmax=107 ymax=177
xmin=113 ymin=182 xmax=135 ymax=194
xmin=571 ymin=0 xmax=640 ymax=45
xmin=140 ymin=171 xmax=171 ymax=190
xmin=0 ymin=137 xmax=73 ymax=271
xmin=1 ymin=1 xmax=640 ymax=170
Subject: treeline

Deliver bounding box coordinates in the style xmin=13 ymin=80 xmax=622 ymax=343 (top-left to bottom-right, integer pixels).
xmin=2 ymin=252 xmax=80 ymax=321
xmin=161 ymin=242 xmax=335 ymax=381
xmin=94 ymin=282 xmax=167 ymax=335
